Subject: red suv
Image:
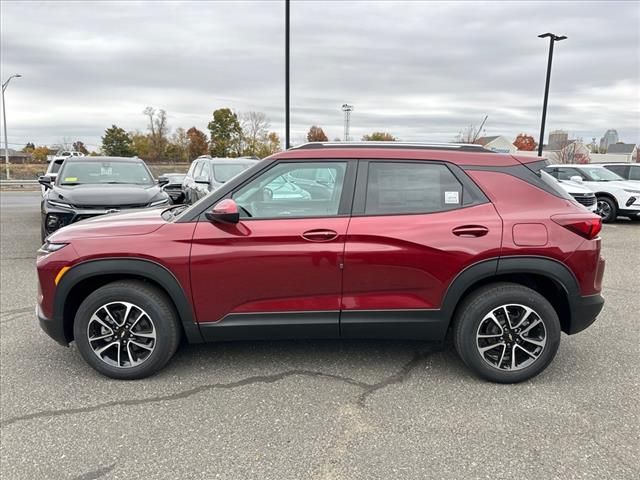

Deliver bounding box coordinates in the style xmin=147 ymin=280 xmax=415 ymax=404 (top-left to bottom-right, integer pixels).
xmin=36 ymin=142 xmax=605 ymax=383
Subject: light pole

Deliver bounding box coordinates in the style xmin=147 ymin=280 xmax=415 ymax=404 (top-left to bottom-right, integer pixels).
xmin=2 ymin=74 xmax=22 ymax=180
xmin=285 ymin=0 xmax=290 ymax=149
xmin=537 ymin=33 xmax=566 ymax=157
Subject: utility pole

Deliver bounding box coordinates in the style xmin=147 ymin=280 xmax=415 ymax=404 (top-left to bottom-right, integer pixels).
xmin=342 ymin=104 xmax=353 ymax=142
xmin=285 ymin=0 xmax=290 ymax=149
xmin=2 ymin=74 xmax=22 ymax=180
xmin=537 ymin=33 xmax=567 ymax=157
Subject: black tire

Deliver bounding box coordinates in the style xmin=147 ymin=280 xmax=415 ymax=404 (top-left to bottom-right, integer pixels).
xmin=453 ymin=282 xmax=561 ymax=383
xmin=73 ymin=280 xmax=181 ymax=380
xmin=596 ymin=196 xmax=617 ymax=223
xmin=40 ymin=222 xmax=47 ymax=244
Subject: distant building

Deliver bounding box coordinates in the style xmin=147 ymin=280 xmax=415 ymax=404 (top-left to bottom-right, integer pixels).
xmin=599 ymin=129 xmax=619 ymax=152
xmin=474 ymin=135 xmax=516 ymax=153
xmin=606 ymin=143 xmax=638 ymax=162
xmin=551 ymin=141 xmax=591 ymax=164
xmin=548 ymin=130 xmax=569 ymax=150
xmin=0 ymin=148 xmax=33 ymax=164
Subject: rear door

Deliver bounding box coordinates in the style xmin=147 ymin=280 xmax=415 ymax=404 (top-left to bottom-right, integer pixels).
xmin=190 ymin=159 xmax=356 ymax=340
xmin=341 ymin=160 xmax=502 ymax=340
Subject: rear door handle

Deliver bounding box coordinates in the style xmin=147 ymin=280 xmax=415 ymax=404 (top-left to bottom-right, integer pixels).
xmin=452 ymin=225 xmax=489 ymax=237
xmin=302 ymin=229 xmax=339 ymax=242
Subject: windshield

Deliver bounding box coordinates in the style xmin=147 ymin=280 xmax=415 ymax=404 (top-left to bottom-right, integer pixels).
xmin=213 ymin=163 xmax=254 ymax=183
xmin=58 ymin=161 xmax=154 ymax=186
xmin=579 ymin=167 xmax=624 ymax=182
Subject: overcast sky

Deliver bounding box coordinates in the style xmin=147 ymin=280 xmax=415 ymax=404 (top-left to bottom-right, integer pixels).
xmin=1 ymin=0 xmax=639 ymax=150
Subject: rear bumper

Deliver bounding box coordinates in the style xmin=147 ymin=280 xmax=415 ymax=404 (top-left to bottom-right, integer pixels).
xmin=568 ymin=293 xmax=605 ymax=335
xmin=37 ymin=304 xmax=68 ymax=346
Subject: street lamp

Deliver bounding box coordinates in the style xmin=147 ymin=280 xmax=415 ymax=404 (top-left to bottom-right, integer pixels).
xmin=2 ymin=74 xmax=22 ymax=180
xmin=537 ymin=33 xmax=566 ymax=157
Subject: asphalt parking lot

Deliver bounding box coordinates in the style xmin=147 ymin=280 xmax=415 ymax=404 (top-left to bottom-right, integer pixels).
xmin=0 ymin=191 xmax=638 ymax=480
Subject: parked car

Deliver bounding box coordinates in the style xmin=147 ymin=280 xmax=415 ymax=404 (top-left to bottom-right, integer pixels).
xmin=599 ymin=163 xmax=640 ymax=184
xmin=551 ymin=174 xmax=597 ymax=213
xmin=40 ymin=157 xmax=66 ymax=196
xmin=159 ymin=173 xmax=186 ymax=204
xmin=36 ymin=142 xmax=605 ymax=382
xmin=53 ymin=151 xmax=83 ymax=162
xmin=183 ymin=156 xmax=258 ymax=204
xmin=39 ymin=156 xmax=170 ymax=242
xmin=544 ymin=163 xmax=640 ymax=222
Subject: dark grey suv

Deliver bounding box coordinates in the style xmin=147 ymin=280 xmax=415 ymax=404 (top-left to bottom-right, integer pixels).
xmin=182 ymin=156 xmax=258 ymax=204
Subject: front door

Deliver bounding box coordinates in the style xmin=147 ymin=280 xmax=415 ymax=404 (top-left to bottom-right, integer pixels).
xmin=190 ymin=160 xmax=355 ymax=340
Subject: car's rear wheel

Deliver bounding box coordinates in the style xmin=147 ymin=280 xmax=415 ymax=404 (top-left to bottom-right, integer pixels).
xmin=596 ymin=196 xmax=617 ymax=223
xmin=73 ymin=280 xmax=181 ymax=379
xmin=453 ymin=283 xmax=561 ymax=383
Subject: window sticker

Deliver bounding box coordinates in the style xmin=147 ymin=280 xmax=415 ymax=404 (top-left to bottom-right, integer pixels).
xmin=64 ymin=177 xmax=78 ymax=182
xmin=444 ymin=191 xmax=460 ymax=204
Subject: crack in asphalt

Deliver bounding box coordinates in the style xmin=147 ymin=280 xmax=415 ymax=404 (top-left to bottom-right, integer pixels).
xmin=71 ymin=463 xmax=116 ymax=480
xmin=1 ymin=351 xmax=428 ymax=428
xmin=0 ymin=306 xmax=32 ymax=317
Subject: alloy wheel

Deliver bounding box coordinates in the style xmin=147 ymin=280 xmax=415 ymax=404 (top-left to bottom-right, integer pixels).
xmin=596 ymin=200 xmax=611 ymax=220
xmin=476 ymin=304 xmax=547 ymax=371
xmin=87 ymin=301 xmax=157 ymax=368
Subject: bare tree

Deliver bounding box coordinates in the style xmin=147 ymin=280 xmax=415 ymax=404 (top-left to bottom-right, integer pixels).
xmin=143 ymin=107 xmax=169 ymax=161
xmin=454 ymin=124 xmax=480 ymax=143
xmin=240 ymin=112 xmax=270 ymax=157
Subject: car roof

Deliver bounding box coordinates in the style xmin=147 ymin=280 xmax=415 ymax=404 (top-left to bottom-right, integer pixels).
xmin=547 ymin=163 xmax=605 ymax=168
xmin=63 ymin=156 xmax=144 ymax=163
xmin=275 ymin=142 xmax=525 ymax=167
xmin=199 ymin=157 xmax=258 ymax=164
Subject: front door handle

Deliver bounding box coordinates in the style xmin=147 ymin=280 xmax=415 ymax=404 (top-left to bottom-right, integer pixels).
xmin=452 ymin=225 xmax=489 ymax=237
xmin=302 ymin=229 xmax=339 ymax=242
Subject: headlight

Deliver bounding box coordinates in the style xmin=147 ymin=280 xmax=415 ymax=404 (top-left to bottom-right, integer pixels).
xmin=149 ymin=198 xmax=170 ymax=207
xmin=47 ymin=200 xmax=73 ymax=209
xmin=37 ymin=242 xmax=68 ymax=255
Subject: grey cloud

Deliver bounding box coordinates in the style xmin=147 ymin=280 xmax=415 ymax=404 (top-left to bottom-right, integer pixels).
xmin=1 ymin=0 xmax=638 ymax=149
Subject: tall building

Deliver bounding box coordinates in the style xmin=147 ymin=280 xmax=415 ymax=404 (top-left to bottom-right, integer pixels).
xmin=599 ymin=129 xmax=619 ymax=152
xmin=548 ymin=130 xmax=569 ymax=150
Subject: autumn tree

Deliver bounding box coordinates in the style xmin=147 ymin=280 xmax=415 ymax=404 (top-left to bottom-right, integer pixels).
xmin=307 ymin=126 xmax=328 ymax=142
xmin=73 ymin=141 xmax=89 ymax=154
xmin=208 ymin=108 xmax=243 ymax=157
xmin=101 ymin=125 xmax=134 ymax=157
xmin=186 ymin=127 xmax=209 ymax=160
xmin=256 ymin=132 xmax=282 ymax=158
xmin=143 ymin=107 xmax=169 ymax=162
xmin=31 ymin=146 xmax=50 ymax=163
xmin=513 ymin=134 xmax=537 ymax=151
xmin=165 ymin=128 xmax=190 ymax=162
xmin=130 ymin=131 xmax=151 ymax=160
xmin=362 ymin=132 xmax=397 ymax=141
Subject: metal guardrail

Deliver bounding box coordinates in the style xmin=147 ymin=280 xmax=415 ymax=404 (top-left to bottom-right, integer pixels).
xmin=0 ymin=179 xmax=39 ymax=187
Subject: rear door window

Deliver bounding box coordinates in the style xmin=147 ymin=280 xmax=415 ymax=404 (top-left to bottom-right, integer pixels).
xmin=630 ymin=165 xmax=640 ymax=181
xmin=364 ymin=162 xmax=464 ymax=215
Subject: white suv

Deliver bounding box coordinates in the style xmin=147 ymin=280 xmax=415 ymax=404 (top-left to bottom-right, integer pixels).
xmin=544 ymin=164 xmax=640 ymax=222
xmin=553 ymin=177 xmax=597 ymax=213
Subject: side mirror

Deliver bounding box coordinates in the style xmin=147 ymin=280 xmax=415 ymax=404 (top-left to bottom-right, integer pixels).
xmin=205 ymin=199 xmax=240 ymax=224
xmin=569 ymin=175 xmax=583 ymax=183
xmin=38 ymin=176 xmax=53 ymax=189
xmin=158 ymin=176 xmax=169 ymax=187
xmin=195 ymin=175 xmax=209 ymax=184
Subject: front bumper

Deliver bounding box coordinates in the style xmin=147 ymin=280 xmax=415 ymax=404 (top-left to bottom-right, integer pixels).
xmin=568 ymin=293 xmax=605 ymax=335
xmin=36 ymin=304 xmax=68 ymax=346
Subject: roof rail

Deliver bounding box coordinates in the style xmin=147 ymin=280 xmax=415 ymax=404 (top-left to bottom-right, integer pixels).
xmin=290 ymin=141 xmax=491 ymax=152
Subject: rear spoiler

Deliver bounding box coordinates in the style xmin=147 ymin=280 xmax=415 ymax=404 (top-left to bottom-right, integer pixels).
xmin=511 ymin=155 xmax=550 ymax=175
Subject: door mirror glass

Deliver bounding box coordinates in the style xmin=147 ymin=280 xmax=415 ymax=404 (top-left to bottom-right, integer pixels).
xmin=157 ymin=176 xmax=169 ymax=187
xmin=195 ymin=175 xmax=209 ymax=184
xmin=205 ymin=199 xmax=240 ymax=224
xmin=38 ymin=175 xmax=53 ymax=188
xmin=569 ymin=175 xmax=583 ymax=183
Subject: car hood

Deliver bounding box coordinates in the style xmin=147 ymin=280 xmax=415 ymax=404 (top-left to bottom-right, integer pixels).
xmin=48 ymin=208 xmax=167 ymax=241
xmin=584 ymin=180 xmax=640 ymax=191
xmin=48 ymin=184 xmax=165 ymax=207
xmin=558 ymin=179 xmax=593 ymax=194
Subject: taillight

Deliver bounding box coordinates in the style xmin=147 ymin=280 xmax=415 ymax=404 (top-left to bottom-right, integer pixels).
xmin=552 ymin=214 xmax=602 ymax=240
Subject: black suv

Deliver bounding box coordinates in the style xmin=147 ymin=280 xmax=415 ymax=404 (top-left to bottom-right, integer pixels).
xmin=39 ymin=156 xmax=170 ymax=241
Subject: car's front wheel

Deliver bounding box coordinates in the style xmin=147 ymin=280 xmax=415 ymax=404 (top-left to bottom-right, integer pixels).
xmin=73 ymin=280 xmax=181 ymax=379
xmin=453 ymin=283 xmax=561 ymax=383
xmin=596 ymin=196 xmax=617 ymax=223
